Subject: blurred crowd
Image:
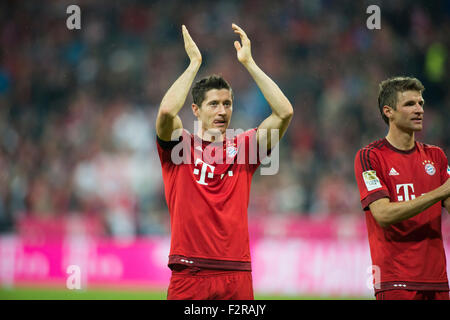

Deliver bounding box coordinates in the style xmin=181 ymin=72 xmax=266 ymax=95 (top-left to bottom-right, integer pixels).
xmin=0 ymin=0 xmax=449 ymax=236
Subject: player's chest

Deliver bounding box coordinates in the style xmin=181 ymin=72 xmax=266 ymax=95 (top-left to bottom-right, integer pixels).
xmin=184 ymin=143 xmax=247 ymax=187
xmin=381 ymin=155 xmax=440 ymax=201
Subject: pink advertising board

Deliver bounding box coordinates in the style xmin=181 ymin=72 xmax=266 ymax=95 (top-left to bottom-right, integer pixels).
xmin=2 ymin=235 xmax=450 ymax=297
xmin=0 ymin=236 xmax=171 ymax=289
xmin=2 ymin=214 xmax=450 ymax=297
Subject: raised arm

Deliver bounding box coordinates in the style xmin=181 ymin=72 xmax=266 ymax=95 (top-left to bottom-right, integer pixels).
xmin=156 ymin=25 xmax=202 ymax=141
xmin=232 ymin=23 xmax=293 ymax=150
xmin=369 ymin=178 xmax=450 ymax=228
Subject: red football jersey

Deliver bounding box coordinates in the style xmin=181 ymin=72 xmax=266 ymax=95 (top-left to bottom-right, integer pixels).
xmin=156 ymin=128 xmax=261 ymax=271
xmin=355 ymin=138 xmax=450 ymax=293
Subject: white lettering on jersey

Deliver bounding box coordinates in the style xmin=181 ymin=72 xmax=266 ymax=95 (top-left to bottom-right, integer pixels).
xmin=396 ymin=183 xmax=416 ymax=202
xmin=193 ymin=158 xmax=215 ymax=185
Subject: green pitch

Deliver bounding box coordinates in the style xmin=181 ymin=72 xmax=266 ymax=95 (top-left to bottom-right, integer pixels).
xmin=0 ymin=287 xmax=371 ymax=300
xmin=0 ymin=287 xmax=167 ymax=300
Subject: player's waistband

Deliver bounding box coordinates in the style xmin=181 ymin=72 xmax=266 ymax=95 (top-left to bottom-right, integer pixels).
xmin=168 ymin=255 xmax=252 ymax=271
xmin=374 ymin=281 xmax=449 ymax=294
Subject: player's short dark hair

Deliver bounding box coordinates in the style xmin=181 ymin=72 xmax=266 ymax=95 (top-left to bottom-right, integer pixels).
xmin=192 ymin=75 xmax=233 ymax=107
xmin=378 ymin=76 xmax=425 ymax=125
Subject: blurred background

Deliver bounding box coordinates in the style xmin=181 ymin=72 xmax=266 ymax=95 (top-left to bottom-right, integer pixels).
xmin=0 ymin=0 xmax=449 ymax=299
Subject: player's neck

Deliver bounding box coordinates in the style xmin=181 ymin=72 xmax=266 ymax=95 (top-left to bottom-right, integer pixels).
xmin=385 ymin=126 xmax=415 ymax=151
xmin=196 ymin=129 xmax=225 ymax=143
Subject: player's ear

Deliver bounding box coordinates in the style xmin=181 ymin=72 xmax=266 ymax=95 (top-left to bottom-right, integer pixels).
xmin=383 ymin=105 xmax=393 ymax=120
xmin=192 ymin=103 xmax=200 ymax=117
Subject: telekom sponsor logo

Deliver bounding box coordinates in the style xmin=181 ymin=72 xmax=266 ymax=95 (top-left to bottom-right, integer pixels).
xmin=396 ymin=183 xmax=416 ymax=202
xmin=193 ymin=158 xmax=215 ymax=185
xmin=193 ymin=158 xmax=234 ymax=185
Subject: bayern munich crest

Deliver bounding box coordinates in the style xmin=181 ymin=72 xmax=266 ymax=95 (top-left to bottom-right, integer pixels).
xmin=226 ymin=146 xmax=238 ymax=157
xmin=422 ymin=160 xmax=436 ymax=176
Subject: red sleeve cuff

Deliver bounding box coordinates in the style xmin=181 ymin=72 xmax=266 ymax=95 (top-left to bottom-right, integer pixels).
xmin=361 ymin=189 xmax=390 ymax=211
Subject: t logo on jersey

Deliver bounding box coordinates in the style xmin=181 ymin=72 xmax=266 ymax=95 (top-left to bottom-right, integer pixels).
xmin=396 ymin=183 xmax=416 ymax=202
xmin=193 ymin=158 xmax=215 ymax=185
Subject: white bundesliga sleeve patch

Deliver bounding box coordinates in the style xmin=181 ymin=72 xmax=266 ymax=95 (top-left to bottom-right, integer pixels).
xmin=362 ymin=170 xmax=382 ymax=191
xmin=447 ymin=165 xmax=450 ymax=176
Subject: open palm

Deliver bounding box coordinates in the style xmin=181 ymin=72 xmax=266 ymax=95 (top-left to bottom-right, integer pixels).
xmin=182 ymin=25 xmax=202 ymax=64
xmin=232 ymin=23 xmax=252 ymax=65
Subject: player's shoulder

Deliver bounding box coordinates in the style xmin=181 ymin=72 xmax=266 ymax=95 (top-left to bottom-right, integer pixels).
xmin=417 ymin=141 xmax=447 ymax=158
xmin=156 ymin=128 xmax=191 ymax=150
xmin=356 ymin=138 xmax=387 ymax=156
xmin=363 ymin=138 xmax=387 ymax=150
xmin=355 ymin=138 xmax=387 ymax=170
xmin=240 ymin=127 xmax=258 ymax=136
xmin=418 ymin=141 xmax=444 ymax=152
xmin=235 ymin=127 xmax=258 ymax=141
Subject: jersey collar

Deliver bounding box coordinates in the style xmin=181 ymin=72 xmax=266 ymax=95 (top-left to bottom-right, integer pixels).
xmin=383 ymin=138 xmax=417 ymax=154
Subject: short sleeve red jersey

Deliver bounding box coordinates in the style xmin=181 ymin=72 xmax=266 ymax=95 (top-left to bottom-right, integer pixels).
xmin=354 ymin=138 xmax=450 ymax=293
xmin=156 ymin=128 xmax=262 ymax=271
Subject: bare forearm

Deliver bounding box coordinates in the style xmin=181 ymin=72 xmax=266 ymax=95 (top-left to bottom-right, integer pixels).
xmin=159 ymin=62 xmax=200 ymax=118
xmin=156 ymin=25 xmax=201 ymax=141
xmin=387 ymin=192 xmax=444 ymax=224
xmin=372 ymin=185 xmax=449 ymax=227
xmin=243 ymin=59 xmax=293 ymax=120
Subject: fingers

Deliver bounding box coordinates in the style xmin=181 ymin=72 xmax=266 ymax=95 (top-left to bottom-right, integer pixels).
xmin=232 ymin=23 xmax=249 ymax=44
xmin=232 ymin=23 xmax=245 ymax=37
xmin=182 ymin=25 xmax=197 ymax=50
xmin=231 ymin=23 xmax=244 ymax=33
xmin=182 ymin=25 xmax=191 ymax=41
xmin=184 ymin=23 xmax=246 ymax=40
xmin=234 ymin=41 xmax=241 ymax=51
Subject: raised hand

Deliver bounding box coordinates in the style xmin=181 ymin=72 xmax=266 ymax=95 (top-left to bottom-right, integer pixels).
xmin=182 ymin=25 xmax=202 ymax=65
xmin=232 ymin=23 xmax=253 ymax=65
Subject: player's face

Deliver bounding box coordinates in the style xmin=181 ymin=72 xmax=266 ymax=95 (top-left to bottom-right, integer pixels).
xmin=390 ymin=90 xmax=424 ymax=132
xmin=193 ymin=88 xmax=233 ymax=137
